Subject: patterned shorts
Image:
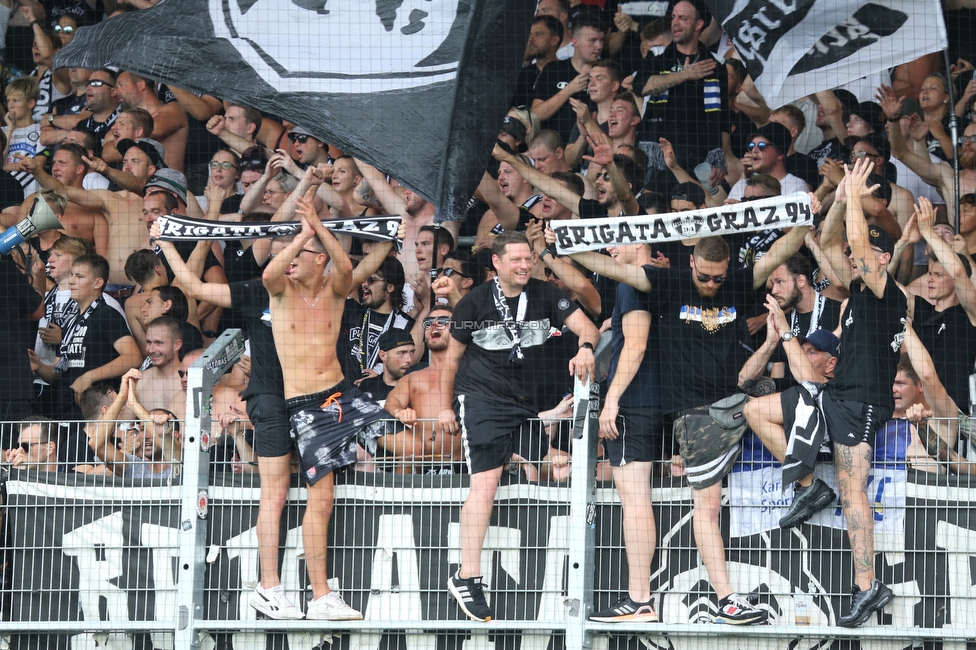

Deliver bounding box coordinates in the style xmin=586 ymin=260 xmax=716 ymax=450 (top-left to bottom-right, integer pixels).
xmin=285 ymin=380 xmax=390 ymax=485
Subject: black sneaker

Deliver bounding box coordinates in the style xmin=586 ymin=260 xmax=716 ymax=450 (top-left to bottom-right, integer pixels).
xmin=589 ymin=596 xmax=659 ymax=623
xmin=838 ymin=580 xmax=893 ymax=627
xmin=447 ymin=570 xmax=493 ymax=622
xmin=779 ymin=478 xmax=836 ymax=528
xmin=714 ymin=594 xmax=768 ymax=625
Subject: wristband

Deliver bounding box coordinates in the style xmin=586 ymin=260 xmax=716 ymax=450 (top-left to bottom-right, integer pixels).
xmin=886 ymin=114 xmax=901 ymax=122
xmin=538 ymin=248 xmax=550 ymax=260
xmin=30 ymin=20 xmax=40 ymax=27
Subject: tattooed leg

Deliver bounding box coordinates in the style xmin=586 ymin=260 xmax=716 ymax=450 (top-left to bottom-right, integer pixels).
xmin=834 ymin=442 xmax=875 ymax=589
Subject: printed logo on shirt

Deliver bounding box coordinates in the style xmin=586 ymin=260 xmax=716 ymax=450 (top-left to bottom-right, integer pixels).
xmin=679 ymin=305 xmax=737 ymax=332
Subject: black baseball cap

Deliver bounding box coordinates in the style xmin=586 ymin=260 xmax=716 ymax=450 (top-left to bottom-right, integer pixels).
xmin=379 ymin=330 xmax=415 ymax=352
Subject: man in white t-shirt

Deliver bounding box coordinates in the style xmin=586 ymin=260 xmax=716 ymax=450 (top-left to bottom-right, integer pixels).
xmin=726 ymin=123 xmax=810 ymax=203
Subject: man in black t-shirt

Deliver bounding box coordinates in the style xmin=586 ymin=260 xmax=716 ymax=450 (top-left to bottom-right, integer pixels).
xmin=913 ymin=197 xmax=976 ymax=414
xmin=27 ymin=254 xmax=141 ymax=419
xmin=571 ymin=225 xmax=808 ymax=625
xmin=813 ymin=160 xmax=907 ymax=627
xmin=631 ymin=0 xmax=728 ymax=175
xmin=358 ymin=330 xmax=416 ymax=404
xmin=439 ymin=232 xmax=599 ymax=623
xmin=512 ymin=16 xmax=562 ymax=108
xmin=531 ymin=16 xmax=604 ymax=143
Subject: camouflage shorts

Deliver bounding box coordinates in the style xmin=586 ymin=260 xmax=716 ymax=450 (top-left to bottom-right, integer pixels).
xmin=673 ymin=396 xmax=750 ymax=489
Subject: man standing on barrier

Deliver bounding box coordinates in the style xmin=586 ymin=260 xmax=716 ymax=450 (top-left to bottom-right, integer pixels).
xmin=568 ymin=214 xmax=810 ymax=624
xmin=262 ymin=191 xmax=390 ymax=621
xmin=438 ymin=231 xmax=599 ymax=622
xmin=791 ymin=159 xmax=905 ymax=627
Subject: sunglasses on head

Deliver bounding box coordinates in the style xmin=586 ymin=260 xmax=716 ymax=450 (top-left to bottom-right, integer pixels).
xmin=54 ymin=25 xmax=75 ymax=34
xmin=86 ymin=79 xmax=113 ymax=88
xmin=240 ymin=156 xmax=267 ymax=171
xmin=423 ymin=316 xmax=451 ymax=329
xmin=288 ymin=133 xmax=311 ymax=144
xmin=746 ymin=141 xmax=771 ymax=153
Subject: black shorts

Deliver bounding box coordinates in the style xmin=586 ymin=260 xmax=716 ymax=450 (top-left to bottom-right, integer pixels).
xmin=245 ymin=392 xmax=293 ymax=458
xmin=603 ymin=406 xmax=664 ymax=466
xmin=455 ymin=394 xmax=546 ymax=474
xmin=820 ymin=389 xmax=892 ymax=448
xmin=285 ymin=380 xmax=390 ymax=485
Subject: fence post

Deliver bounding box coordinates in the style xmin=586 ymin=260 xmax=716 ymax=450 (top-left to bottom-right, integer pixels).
xmin=565 ymin=376 xmax=599 ymax=648
xmin=174 ymin=329 xmax=245 ymax=649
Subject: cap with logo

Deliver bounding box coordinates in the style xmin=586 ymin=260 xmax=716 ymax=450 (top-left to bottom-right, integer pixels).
xmin=379 ymin=330 xmax=415 ymax=352
xmin=868 ymin=225 xmax=895 ymax=255
xmin=797 ymin=329 xmax=841 ymax=358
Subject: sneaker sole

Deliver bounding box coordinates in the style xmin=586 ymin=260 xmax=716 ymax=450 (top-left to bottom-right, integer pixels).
xmin=779 ymin=489 xmax=836 ymax=529
xmin=447 ymin=579 xmax=492 ymax=622
xmin=714 ymin=612 xmax=769 ymax=625
xmin=248 ymin=595 xmax=305 ymax=621
xmin=589 ymin=612 xmax=659 ymax=623
xmin=838 ymin=591 xmax=894 ymax=628
xmin=306 ymin=611 xmax=364 ymax=621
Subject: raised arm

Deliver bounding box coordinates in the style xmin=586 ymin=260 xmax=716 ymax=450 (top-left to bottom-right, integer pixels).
xmin=814 ymin=90 xmax=848 ymax=140
xmin=568 ymin=250 xmax=652 ymax=292
xmin=150 ymin=223 xmax=233 ymax=308
xmin=820 ymin=182 xmax=854 ymax=289
xmin=845 ymin=159 xmax=888 ymax=297
xmin=903 ymin=321 xmax=958 ymax=420
xmin=20 ymin=156 xmax=109 ymax=211
xmin=493 ymin=143 xmax=582 ymax=216
xmin=917 ymin=197 xmax=976 ymax=324
xmin=304 ymin=195 xmax=354 ymax=298
xmin=355 ymin=158 xmax=407 ymax=216
xmin=531 ymin=222 xmax=601 ymax=318
xmin=753 ymin=222 xmax=810 ymax=289
xmin=475 ymin=171 xmax=525 ymax=232
xmin=586 ymin=132 xmax=641 ymax=215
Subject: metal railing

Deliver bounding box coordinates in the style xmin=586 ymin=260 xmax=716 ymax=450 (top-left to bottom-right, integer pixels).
xmin=2 ymin=330 xmax=976 ymax=649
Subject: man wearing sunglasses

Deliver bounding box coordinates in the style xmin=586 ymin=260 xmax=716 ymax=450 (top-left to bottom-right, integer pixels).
xmin=726 ymin=123 xmax=810 ymax=203
xmin=71 ymin=69 xmax=122 ymax=144
xmin=570 ymin=214 xmax=809 ymax=625
xmin=4 ymin=417 xmax=63 ymax=473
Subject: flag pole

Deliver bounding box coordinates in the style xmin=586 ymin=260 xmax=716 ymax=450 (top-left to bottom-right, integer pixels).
xmin=944 ymin=48 xmax=962 ymax=233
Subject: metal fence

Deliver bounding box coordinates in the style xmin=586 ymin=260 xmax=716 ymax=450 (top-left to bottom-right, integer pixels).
xmin=2 ymin=330 xmax=976 ymax=650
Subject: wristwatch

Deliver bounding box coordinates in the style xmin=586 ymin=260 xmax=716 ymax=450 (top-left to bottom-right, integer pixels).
xmin=47 ymin=115 xmax=55 ymax=125
xmin=579 ymin=342 xmax=594 ymax=352
xmin=781 ymin=332 xmax=794 ymax=342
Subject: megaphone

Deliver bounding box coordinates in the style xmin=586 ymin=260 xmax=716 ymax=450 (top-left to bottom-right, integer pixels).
xmin=0 ymin=195 xmax=63 ymax=255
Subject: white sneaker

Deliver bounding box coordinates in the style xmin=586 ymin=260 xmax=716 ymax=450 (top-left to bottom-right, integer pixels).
xmin=306 ymin=591 xmax=363 ymax=621
xmin=249 ymin=584 xmax=305 ymax=620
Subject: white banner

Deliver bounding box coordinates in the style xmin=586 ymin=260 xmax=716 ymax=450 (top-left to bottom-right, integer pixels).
xmin=550 ymin=192 xmax=812 ymax=254
xmin=710 ymin=0 xmax=947 ymax=108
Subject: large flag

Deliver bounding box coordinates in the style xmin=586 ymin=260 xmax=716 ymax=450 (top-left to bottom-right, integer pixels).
xmin=708 ymin=0 xmax=947 ymax=108
xmin=54 ymin=0 xmax=533 ymax=221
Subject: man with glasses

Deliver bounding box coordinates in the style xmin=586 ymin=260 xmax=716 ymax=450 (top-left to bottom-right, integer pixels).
xmin=431 ymin=251 xmax=482 ymax=308
xmin=341 ymin=257 xmax=417 ymax=381
xmin=726 ymin=123 xmax=810 ymax=203
xmin=569 ymin=218 xmax=808 ymax=624
xmin=381 ymin=305 xmax=462 ymax=466
xmin=4 ymin=417 xmax=64 ymax=473
xmin=53 ymin=68 xmax=120 ymax=147
xmin=238 ymin=146 xmax=269 ymax=196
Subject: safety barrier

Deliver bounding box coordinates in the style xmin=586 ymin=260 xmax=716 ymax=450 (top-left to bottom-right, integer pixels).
xmin=2 ymin=330 xmax=976 ymax=650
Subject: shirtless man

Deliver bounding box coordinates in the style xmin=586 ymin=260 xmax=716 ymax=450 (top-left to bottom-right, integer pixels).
xmin=113 ymin=71 xmax=188 ymax=172
xmin=263 ymin=192 xmax=390 ymax=620
xmin=21 ymin=138 xmax=161 ymax=285
xmin=137 ymin=316 xmax=183 ymax=411
xmin=381 ymin=305 xmax=460 ymax=465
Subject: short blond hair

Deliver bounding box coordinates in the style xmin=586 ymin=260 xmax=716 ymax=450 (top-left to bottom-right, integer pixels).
xmin=5 ymin=77 xmax=40 ymax=102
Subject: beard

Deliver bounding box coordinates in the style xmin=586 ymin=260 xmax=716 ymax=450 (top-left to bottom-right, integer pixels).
xmin=779 ymin=285 xmax=802 ymax=312
xmin=961 ymin=150 xmax=976 ymax=170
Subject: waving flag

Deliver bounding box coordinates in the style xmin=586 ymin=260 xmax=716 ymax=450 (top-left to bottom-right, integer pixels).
xmin=54 ymin=0 xmax=533 ymax=221
xmin=708 ymin=0 xmax=947 ymax=108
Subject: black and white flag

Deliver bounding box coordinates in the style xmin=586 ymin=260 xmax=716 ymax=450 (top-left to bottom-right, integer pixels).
xmin=707 ymin=0 xmax=947 ymax=108
xmin=54 ymin=0 xmax=533 ymax=221
xmin=154 ymin=213 xmax=401 ymax=243
xmin=550 ymin=193 xmax=813 ymax=254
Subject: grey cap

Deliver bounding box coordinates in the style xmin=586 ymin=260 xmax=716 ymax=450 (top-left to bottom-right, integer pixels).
xmin=145 ymin=168 xmax=188 ymax=204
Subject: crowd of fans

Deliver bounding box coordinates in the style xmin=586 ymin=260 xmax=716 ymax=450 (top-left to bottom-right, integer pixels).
xmin=1 ymin=0 xmax=976 ymax=629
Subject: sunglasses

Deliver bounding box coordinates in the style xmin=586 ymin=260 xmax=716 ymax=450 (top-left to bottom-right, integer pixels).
xmin=746 ymin=142 xmax=772 ymax=152
xmin=851 ymin=151 xmax=878 ymax=159
xmin=365 ymin=275 xmax=386 ymax=285
xmin=54 ymin=25 xmax=75 ymax=34
xmin=240 ymin=156 xmax=267 ymax=171
xmin=423 ymin=316 xmax=451 ymax=329
xmin=437 ymin=267 xmax=468 ymax=279
xmin=178 ymin=370 xmax=187 ymax=378
xmin=544 ymin=268 xmax=559 ymax=280
xmin=288 ymin=133 xmax=311 ymax=144
xmin=959 ymin=135 xmax=976 ymax=144
xmin=19 ymin=442 xmax=34 ymax=453
xmin=597 ymin=172 xmax=611 ymax=182
xmin=86 ymin=79 xmax=113 ymax=88
xmin=695 ymin=272 xmax=727 ymax=284
xmin=210 ymin=161 xmax=238 ymax=170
